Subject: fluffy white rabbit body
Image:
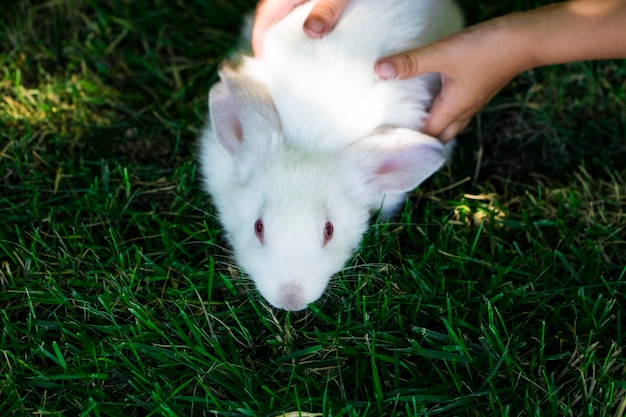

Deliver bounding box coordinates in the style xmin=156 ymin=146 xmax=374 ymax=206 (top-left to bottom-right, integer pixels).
xmin=199 ymin=0 xmax=463 ymax=311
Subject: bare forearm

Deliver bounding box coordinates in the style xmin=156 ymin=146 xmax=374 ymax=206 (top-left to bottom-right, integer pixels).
xmin=508 ymin=0 xmax=626 ymax=71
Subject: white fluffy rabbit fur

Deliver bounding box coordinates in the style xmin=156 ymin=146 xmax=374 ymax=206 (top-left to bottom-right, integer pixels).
xmin=198 ymin=0 xmax=463 ymax=311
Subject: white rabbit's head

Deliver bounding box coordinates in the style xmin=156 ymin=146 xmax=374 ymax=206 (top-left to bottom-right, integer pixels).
xmin=199 ymin=67 xmax=447 ymax=311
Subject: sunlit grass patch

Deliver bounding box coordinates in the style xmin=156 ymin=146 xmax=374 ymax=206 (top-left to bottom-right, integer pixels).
xmin=1 ymin=70 xmax=119 ymax=140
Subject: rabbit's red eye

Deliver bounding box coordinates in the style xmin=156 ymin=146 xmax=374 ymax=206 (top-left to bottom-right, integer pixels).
xmin=254 ymin=218 xmax=264 ymax=243
xmin=323 ymin=221 xmax=334 ymax=246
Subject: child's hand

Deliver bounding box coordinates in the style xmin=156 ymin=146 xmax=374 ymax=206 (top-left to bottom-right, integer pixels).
xmin=375 ymin=0 xmax=626 ymax=141
xmin=375 ymin=17 xmax=527 ymax=142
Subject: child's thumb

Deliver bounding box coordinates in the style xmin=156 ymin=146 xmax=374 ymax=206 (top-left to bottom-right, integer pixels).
xmin=375 ymin=44 xmax=443 ymax=80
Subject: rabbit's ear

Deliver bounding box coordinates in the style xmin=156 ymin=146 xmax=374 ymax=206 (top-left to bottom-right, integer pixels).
xmin=209 ymin=65 xmax=282 ymax=156
xmin=351 ymin=127 xmax=448 ymax=194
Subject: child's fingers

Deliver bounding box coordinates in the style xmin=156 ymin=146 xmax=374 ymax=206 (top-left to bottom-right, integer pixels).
xmin=303 ymin=0 xmax=352 ymax=38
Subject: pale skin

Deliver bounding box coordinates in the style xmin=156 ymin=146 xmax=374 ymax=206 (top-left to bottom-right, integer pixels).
xmin=252 ymin=0 xmax=626 ymax=142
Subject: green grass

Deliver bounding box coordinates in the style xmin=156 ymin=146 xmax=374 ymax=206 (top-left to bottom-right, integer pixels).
xmin=1 ymin=0 xmax=625 ymax=416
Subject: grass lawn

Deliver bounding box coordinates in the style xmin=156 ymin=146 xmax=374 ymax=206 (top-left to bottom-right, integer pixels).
xmin=1 ymin=0 xmax=625 ymax=415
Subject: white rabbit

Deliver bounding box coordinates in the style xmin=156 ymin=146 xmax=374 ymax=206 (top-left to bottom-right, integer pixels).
xmin=198 ymin=0 xmax=463 ymax=311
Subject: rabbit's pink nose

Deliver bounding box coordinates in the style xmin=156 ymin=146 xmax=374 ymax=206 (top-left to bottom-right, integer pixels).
xmin=278 ymin=283 xmax=307 ymax=311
